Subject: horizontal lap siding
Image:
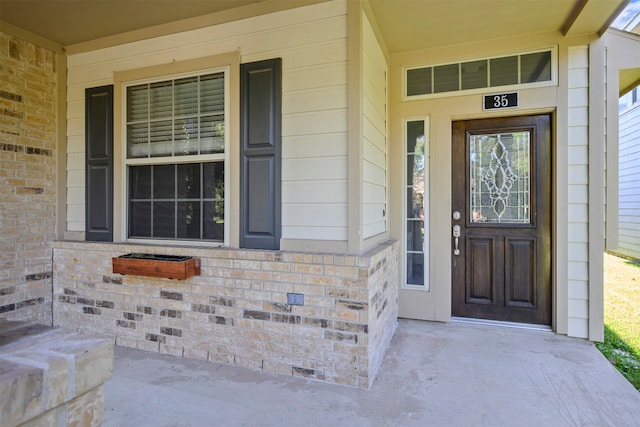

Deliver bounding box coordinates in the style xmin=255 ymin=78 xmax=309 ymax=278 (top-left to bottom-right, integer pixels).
xmin=616 ymin=103 xmax=640 ymax=260
xmin=66 ymin=1 xmax=349 ymax=241
xmin=362 ymin=14 xmax=387 ymax=239
xmin=567 ymin=46 xmax=590 ymax=338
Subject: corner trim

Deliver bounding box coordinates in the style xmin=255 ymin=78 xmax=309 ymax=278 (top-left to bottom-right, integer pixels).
xmin=588 ymin=36 xmax=605 ymax=342
xmin=347 ymin=0 xmax=364 ymax=254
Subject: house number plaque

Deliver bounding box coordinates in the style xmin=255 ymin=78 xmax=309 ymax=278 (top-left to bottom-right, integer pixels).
xmin=483 ymin=92 xmax=519 ymax=110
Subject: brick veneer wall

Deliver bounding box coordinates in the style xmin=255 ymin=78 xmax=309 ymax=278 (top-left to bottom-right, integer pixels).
xmin=53 ymin=240 xmax=398 ymax=388
xmin=0 ymin=32 xmax=57 ymax=323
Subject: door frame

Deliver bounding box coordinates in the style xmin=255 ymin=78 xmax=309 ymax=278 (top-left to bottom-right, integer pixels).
xmin=450 ymin=114 xmax=553 ymax=325
xmin=395 ymin=107 xmax=560 ymax=333
xmin=390 ymin=40 xmax=605 ymax=338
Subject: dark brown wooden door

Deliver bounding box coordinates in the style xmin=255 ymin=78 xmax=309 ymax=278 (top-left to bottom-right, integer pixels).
xmin=452 ymin=115 xmax=551 ymax=325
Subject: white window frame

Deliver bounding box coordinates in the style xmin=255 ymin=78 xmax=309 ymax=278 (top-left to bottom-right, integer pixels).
xmin=403 ymin=117 xmax=430 ymax=291
xmin=403 ymin=47 xmax=558 ymax=101
xmin=120 ymin=66 xmax=231 ymax=247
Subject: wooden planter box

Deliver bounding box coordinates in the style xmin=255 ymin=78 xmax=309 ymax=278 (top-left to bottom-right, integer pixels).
xmin=112 ymin=253 xmax=200 ymax=280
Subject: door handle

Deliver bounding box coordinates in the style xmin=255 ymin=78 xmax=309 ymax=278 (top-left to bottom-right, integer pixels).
xmin=452 ymin=225 xmax=461 ymax=256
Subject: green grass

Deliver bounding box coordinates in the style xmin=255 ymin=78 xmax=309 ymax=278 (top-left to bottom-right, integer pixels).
xmin=596 ymin=253 xmax=640 ymax=391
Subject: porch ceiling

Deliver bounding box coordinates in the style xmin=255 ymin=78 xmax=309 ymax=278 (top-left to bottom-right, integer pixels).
xmin=620 ymin=68 xmax=640 ymax=96
xmin=0 ymin=0 xmax=279 ymax=46
xmin=369 ymin=0 xmax=628 ymax=53
xmin=0 ymin=0 xmax=628 ymax=52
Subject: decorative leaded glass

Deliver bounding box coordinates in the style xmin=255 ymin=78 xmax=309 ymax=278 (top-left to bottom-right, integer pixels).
xmin=469 ymin=131 xmax=530 ymax=223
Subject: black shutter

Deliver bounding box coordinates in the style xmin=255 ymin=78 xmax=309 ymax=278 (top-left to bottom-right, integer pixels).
xmin=85 ymin=85 xmax=114 ymax=241
xmin=240 ymin=59 xmax=282 ymax=249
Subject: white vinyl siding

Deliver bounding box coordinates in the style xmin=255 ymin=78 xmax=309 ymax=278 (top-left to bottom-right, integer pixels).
xmin=66 ymin=1 xmax=349 ymax=241
xmin=362 ymin=13 xmax=388 ymax=239
xmin=566 ymin=45 xmax=590 ymax=339
xmin=617 ymin=93 xmax=640 ymax=260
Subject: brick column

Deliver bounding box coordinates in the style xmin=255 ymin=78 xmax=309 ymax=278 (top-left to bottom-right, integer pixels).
xmin=0 ymin=32 xmax=57 ymax=323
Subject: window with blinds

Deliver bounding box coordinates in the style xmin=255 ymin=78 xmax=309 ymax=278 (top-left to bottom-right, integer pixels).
xmin=124 ymin=70 xmax=227 ymax=243
xmin=126 ymin=72 xmax=225 ymax=158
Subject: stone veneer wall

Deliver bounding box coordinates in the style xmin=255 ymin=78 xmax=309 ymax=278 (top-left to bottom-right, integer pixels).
xmin=0 ymin=320 xmax=113 ymax=427
xmin=53 ymin=240 xmax=398 ymax=388
xmin=0 ymin=32 xmax=57 ymax=323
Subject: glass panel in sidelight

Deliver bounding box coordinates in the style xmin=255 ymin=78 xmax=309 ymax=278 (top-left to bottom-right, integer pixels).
xmin=407 ymin=220 xmax=424 ymax=252
xmin=405 ymin=119 xmax=426 ymax=287
xmin=406 ymin=253 xmax=424 ymax=286
xmin=469 ymin=131 xmax=531 ymax=223
xmin=406 ymin=120 xmax=425 ymax=185
xmin=407 ymin=188 xmax=424 ymax=221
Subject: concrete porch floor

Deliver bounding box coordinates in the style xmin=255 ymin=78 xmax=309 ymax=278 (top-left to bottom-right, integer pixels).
xmin=103 ymin=319 xmax=640 ymax=427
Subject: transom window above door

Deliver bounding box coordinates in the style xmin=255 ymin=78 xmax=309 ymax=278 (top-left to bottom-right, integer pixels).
xmin=405 ymin=48 xmax=556 ymax=99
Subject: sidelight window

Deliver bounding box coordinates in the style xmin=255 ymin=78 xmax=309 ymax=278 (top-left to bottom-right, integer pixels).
xmin=404 ymin=119 xmax=429 ymax=288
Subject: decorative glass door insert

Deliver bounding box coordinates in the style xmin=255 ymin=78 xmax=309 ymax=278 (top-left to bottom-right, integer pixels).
xmin=469 ymin=131 xmax=530 ymax=224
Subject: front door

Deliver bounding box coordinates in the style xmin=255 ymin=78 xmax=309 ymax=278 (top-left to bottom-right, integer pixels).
xmin=451 ymin=115 xmax=551 ymax=325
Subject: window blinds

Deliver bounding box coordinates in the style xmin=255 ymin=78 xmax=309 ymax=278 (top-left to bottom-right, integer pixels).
xmin=126 ymin=72 xmax=224 ymax=158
